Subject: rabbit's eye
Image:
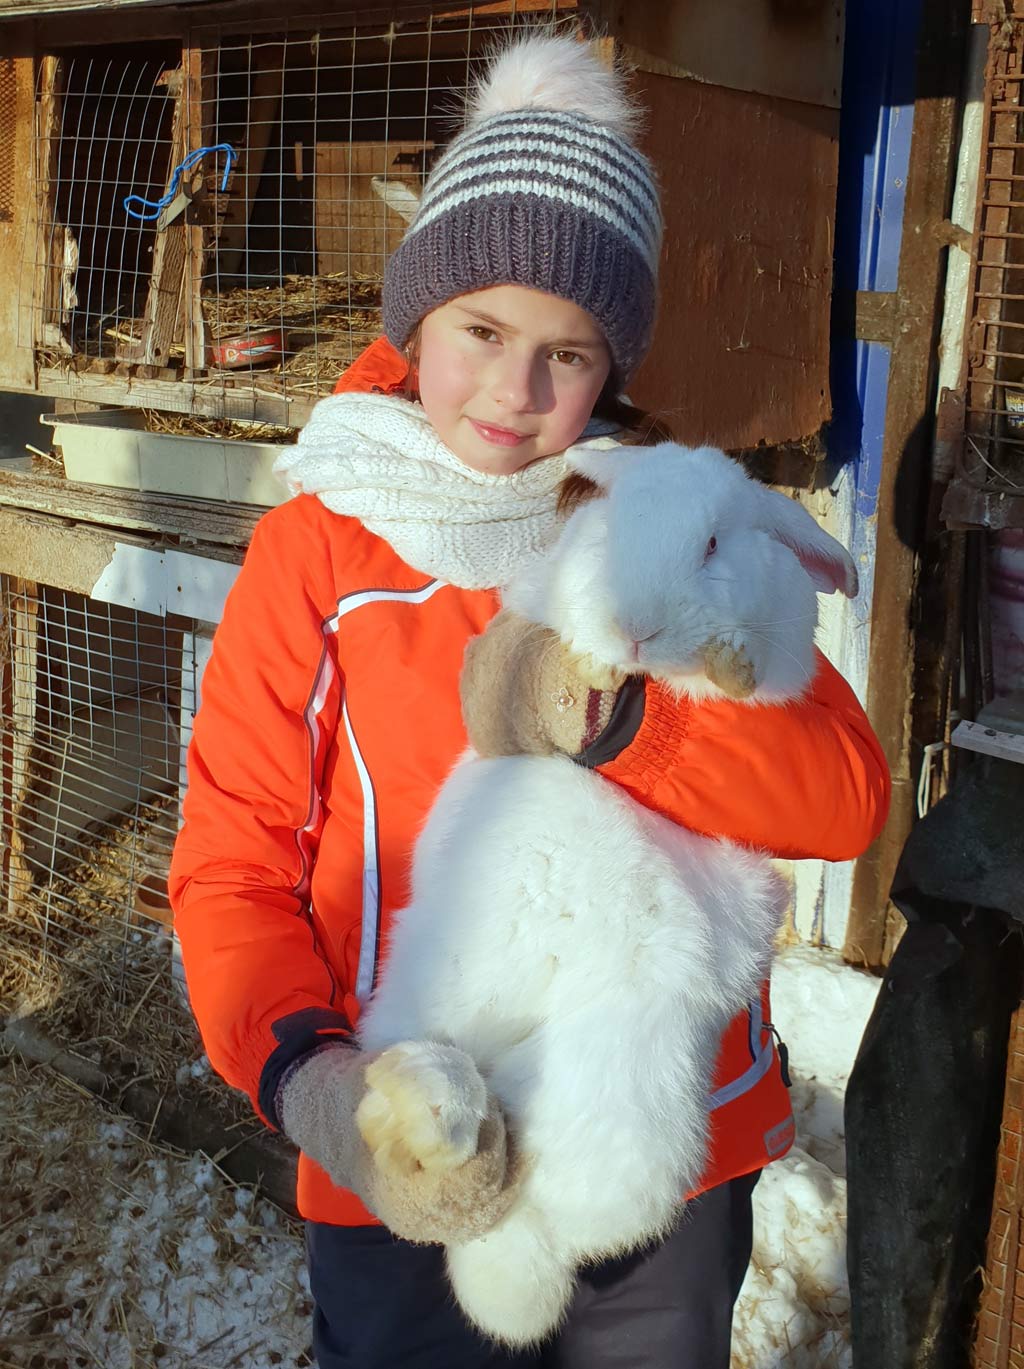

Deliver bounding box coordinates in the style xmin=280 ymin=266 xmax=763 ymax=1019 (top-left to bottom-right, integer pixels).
xmin=704 ymin=536 xmax=718 ymax=560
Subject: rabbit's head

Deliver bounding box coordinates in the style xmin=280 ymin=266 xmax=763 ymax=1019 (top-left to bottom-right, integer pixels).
xmin=503 ymin=441 xmax=858 ymax=702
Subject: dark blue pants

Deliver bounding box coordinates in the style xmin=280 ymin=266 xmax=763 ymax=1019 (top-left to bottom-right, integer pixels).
xmin=306 ymin=1169 xmax=760 ymax=1369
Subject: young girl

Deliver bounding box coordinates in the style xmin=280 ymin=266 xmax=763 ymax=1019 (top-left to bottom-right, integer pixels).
xmin=170 ymin=33 xmax=889 ymax=1369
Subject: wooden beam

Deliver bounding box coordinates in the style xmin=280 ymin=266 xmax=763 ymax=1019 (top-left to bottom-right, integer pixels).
xmin=0 ymin=505 xmax=243 ymax=595
xmin=182 ymin=43 xmax=210 ymax=373
xmin=0 ymin=459 xmax=260 ymax=547
xmin=30 ymin=0 xmax=575 ymax=50
xmin=125 ymin=67 xmax=190 ymax=368
xmin=0 ymin=39 xmax=37 ymax=389
xmin=34 ymin=54 xmax=66 ymax=356
xmin=2 ymin=576 xmax=38 ymax=924
xmin=0 ymin=0 xmax=210 ymax=13
xmin=36 ymin=365 xmax=313 ymax=426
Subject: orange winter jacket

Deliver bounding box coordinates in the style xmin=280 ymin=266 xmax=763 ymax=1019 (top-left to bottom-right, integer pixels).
xmin=170 ymin=338 xmax=891 ymax=1226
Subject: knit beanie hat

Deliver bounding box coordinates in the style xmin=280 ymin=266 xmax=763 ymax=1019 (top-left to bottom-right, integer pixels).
xmin=382 ymin=32 xmax=662 ymax=384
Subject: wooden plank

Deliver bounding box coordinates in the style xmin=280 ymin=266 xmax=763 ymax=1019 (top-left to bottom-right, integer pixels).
xmin=3 ymin=576 xmax=38 ymax=924
xmin=36 ymin=365 xmax=313 ymax=426
xmin=628 ymin=70 xmax=837 ymax=450
xmin=0 ymin=506 xmax=243 ymax=595
xmin=315 ymin=140 xmax=433 ymax=278
xmin=0 ymin=43 xmax=37 ymax=389
xmin=0 ymin=459 xmax=260 ymax=546
xmin=592 ymin=0 xmax=843 ymax=109
xmin=125 ymin=68 xmax=190 ymax=368
xmin=0 ymin=0 xmax=209 ymax=11
xmin=28 ymin=1 xmax=561 ymax=49
xmin=215 ymin=44 xmax=283 ymax=279
xmin=951 ymin=720 xmax=1024 ymax=764
xmin=0 ymin=507 xmax=148 ymax=592
xmin=34 ymin=54 xmax=67 ymax=356
xmin=182 ymin=43 xmax=210 ymax=373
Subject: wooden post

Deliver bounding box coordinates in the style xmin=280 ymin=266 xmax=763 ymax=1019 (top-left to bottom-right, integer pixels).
xmin=182 ymin=43 xmax=210 ymax=374
xmin=2 ymin=577 xmax=40 ymax=920
xmin=0 ymin=33 xmax=39 ymax=389
xmin=34 ymin=54 xmax=67 ymax=355
xmin=124 ymin=66 xmax=190 ymax=368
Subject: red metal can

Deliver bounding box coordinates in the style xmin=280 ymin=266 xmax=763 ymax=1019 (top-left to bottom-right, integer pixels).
xmin=207 ymin=329 xmax=286 ymax=369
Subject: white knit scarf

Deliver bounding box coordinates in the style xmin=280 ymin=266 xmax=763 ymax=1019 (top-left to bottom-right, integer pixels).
xmin=274 ymin=391 xmax=616 ymax=589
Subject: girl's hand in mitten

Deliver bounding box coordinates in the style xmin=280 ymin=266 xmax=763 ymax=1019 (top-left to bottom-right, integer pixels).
xmin=279 ymin=1040 xmax=519 ymax=1244
xmin=460 ymin=609 xmax=633 ymax=761
xmin=461 ymin=610 xmax=760 ymax=763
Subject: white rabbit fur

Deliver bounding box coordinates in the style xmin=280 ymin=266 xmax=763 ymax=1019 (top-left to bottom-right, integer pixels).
xmin=358 ymin=442 xmax=857 ymax=1345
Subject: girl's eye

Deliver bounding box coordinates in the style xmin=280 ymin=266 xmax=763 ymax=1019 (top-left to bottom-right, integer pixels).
xmin=705 ymin=535 xmax=718 ymax=560
xmin=551 ymin=349 xmax=584 ymax=367
xmin=467 ymin=326 xmax=499 ymax=343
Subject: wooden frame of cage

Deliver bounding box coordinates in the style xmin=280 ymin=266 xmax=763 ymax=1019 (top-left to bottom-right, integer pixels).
xmin=0 ymin=494 xmax=248 ymax=945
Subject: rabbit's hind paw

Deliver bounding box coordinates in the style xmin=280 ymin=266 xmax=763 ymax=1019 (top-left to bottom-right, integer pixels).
xmin=357 ymin=1040 xmax=487 ymax=1177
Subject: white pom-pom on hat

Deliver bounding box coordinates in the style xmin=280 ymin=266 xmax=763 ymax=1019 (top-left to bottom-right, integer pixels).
xmin=466 ymin=31 xmax=641 ymax=140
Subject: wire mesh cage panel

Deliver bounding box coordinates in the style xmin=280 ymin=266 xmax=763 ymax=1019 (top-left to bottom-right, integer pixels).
xmin=25 ymin=1 xmax=578 ymax=427
xmin=0 ymin=574 xmax=202 ymax=1024
xmin=30 ymin=45 xmax=183 ymax=365
xmin=955 ymin=28 xmax=1024 ymax=527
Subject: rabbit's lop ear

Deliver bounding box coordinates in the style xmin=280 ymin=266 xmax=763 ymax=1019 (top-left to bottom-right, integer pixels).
xmin=756 ymin=487 xmax=859 ymax=598
xmin=566 ymin=441 xmax=647 ymax=491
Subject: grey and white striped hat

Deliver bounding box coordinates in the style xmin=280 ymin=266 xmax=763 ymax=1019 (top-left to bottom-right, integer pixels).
xmin=382 ymin=33 xmax=662 ymax=384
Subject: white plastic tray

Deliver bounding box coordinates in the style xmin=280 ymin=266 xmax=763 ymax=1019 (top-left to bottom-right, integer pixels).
xmin=41 ymin=410 xmax=290 ymax=508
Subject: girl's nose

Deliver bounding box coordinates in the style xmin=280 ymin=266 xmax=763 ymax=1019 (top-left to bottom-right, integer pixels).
xmin=490 ymin=355 xmax=539 ymax=412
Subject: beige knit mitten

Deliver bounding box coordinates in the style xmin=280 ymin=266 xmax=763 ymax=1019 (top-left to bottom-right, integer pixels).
xmin=461 ymin=610 xmax=627 ymax=759
xmin=461 ymin=612 xmax=761 ymax=761
xmin=279 ymin=1041 xmax=520 ymax=1244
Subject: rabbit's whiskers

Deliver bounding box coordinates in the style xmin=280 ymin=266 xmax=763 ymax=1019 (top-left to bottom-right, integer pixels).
xmin=738 ymin=627 xmax=814 ymax=690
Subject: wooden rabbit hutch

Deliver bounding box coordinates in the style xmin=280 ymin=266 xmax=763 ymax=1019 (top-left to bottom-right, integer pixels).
xmin=6 ymin=0 xmax=586 ymax=429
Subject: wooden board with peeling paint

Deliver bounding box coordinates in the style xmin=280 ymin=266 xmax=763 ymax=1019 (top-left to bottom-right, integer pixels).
xmin=628 ymin=70 xmax=838 ymax=453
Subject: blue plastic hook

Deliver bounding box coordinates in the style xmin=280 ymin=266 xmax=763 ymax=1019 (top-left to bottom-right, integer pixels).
xmin=124 ymin=143 xmax=237 ymax=222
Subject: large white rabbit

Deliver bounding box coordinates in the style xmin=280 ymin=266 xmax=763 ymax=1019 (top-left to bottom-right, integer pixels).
xmin=357 ymin=442 xmax=858 ymax=1345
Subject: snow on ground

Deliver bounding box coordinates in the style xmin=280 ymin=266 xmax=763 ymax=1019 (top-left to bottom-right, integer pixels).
xmin=0 ymin=1046 xmax=312 ymax=1369
xmin=731 ymin=943 xmax=882 ymax=1368
xmin=1 ymin=942 xmax=881 ymax=1368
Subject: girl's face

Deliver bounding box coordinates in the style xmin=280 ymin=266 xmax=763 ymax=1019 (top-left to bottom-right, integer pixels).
xmin=416 ymin=285 xmax=612 ymax=474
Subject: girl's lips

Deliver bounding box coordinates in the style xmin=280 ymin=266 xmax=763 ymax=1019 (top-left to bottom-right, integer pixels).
xmin=468 ymin=418 xmax=531 ymax=447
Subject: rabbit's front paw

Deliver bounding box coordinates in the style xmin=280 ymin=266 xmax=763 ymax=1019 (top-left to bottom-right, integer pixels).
xmin=356 ymin=1041 xmax=488 ymax=1177
xmin=702 ymin=634 xmax=757 ymax=699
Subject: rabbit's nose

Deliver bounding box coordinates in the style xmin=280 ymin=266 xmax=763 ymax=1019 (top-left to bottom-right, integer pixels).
xmin=616 ymin=620 xmax=662 ymax=659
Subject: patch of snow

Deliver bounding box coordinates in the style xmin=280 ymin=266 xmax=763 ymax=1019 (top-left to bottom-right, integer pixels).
xmin=731 ymin=943 xmax=882 ymax=1368
xmin=0 ymin=1055 xmax=312 ymax=1369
